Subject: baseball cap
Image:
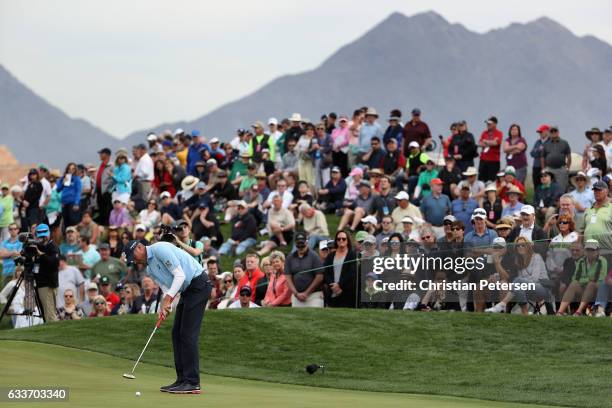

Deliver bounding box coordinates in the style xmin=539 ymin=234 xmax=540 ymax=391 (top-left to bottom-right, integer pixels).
xmin=99 ymin=275 xmax=111 ymax=285
xmin=97 ymin=147 xmax=111 ymax=155
xmin=196 ymin=181 xmax=206 ymax=190
xmin=402 ymin=216 xmax=414 ymax=224
xmin=319 ymin=240 xmax=328 ymax=250
xmin=160 ymin=191 xmax=171 ymax=199
xmin=35 ymin=224 xmax=50 ymax=238
xmin=239 ymin=286 xmax=252 ymax=296
xmin=485 ymin=116 xmax=498 ymax=124
xmin=358 ymin=180 xmax=371 ymax=189
xmin=146 ymin=133 xmax=157 ymax=142
xmin=66 ymin=226 xmax=78 ymax=233
xmin=361 ymin=215 xmax=378 ymax=225
xmin=295 ymin=231 xmax=308 ymax=242
xmin=349 ymin=167 xmax=363 ymax=177
xmin=411 ymin=108 xmax=421 ymax=116
xmin=443 ymin=215 xmax=456 ymax=223
xmin=520 ymin=205 xmax=535 ymax=215
xmin=536 ymin=124 xmax=550 ymax=133
xmin=87 ymin=282 xmax=98 ymax=291
xmin=408 ymin=141 xmax=420 ymax=149
xmin=395 ymin=191 xmax=409 ymax=201
xmin=355 ymin=231 xmax=368 ymax=242
xmin=135 ymin=223 xmax=147 ymax=232
xmin=268 ymin=117 xmax=278 ymax=125
xmin=584 ymin=239 xmax=599 ymax=250
xmin=122 ymin=240 xmax=141 ymax=265
xmin=363 ymin=235 xmax=377 ymax=245
xmin=331 ymin=166 xmax=341 ymax=173
xmin=251 ymin=121 xmax=264 ymax=129
xmin=505 ymin=166 xmax=516 ymax=176
xmin=485 ymin=183 xmax=497 ymax=193
xmin=236 ymin=200 xmax=248 ymax=208
xmin=471 ymin=208 xmax=487 ymax=220
xmin=98 ymin=242 xmax=110 ymax=250
xmin=492 ymin=237 xmax=506 ymax=248
xmin=592 ymin=180 xmax=609 ymax=190
xmin=365 ymin=272 xmax=378 ymax=280
xmin=430 ymin=178 xmax=443 ymax=185
xmin=206 ymin=158 xmax=217 ymax=166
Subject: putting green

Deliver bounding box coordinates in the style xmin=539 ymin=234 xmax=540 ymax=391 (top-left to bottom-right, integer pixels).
xmin=0 ymin=341 xmax=556 ymax=408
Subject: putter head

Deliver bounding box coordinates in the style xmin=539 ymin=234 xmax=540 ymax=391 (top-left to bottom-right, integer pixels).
xmin=123 ymin=373 xmax=136 ymax=380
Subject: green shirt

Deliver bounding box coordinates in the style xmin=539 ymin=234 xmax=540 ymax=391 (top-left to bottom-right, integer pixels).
xmin=248 ymin=134 xmax=276 ymax=161
xmin=229 ymin=161 xmax=249 ymax=182
xmin=573 ymin=256 xmax=608 ymax=284
xmin=239 ymin=176 xmax=257 ymax=192
xmin=582 ymin=203 xmax=612 ymax=250
xmin=91 ymin=257 xmax=128 ymax=284
xmin=417 ymin=169 xmax=439 ymax=197
xmin=0 ymin=195 xmax=14 ymax=228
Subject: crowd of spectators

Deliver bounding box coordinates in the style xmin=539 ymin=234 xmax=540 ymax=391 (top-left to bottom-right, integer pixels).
xmin=0 ymin=107 xmax=611 ymax=324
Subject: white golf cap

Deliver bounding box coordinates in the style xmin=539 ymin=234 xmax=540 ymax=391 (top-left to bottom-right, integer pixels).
xmin=173 ymin=128 xmax=184 ymax=136
xmin=290 ymin=113 xmax=302 ymax=122
xmin=492 ymin=237 xmax=506 ymax=248
xmin=471 ymin=208 xmax=487 ymax=220
xmin=135 ymin=223 xmax=147 ymax=231
xmin=408 ymin=141 xmax=420 ymax=149
xmin=206 ymin=158 xmax=217 ymax=165
xmin=319 ymin=240 xmax=328 ymax=250
xmin=584 ymin=239 xmax=599 ymax=250
xmin=146 ymin=133 xmax=158 ymax=141
xmin=236 ymin=200 xmax=248 ymax=208
xmin=363 ymin=235 xmax=377 ymax=244
xmin=401 ymin=216 xmax=414 ymax=224
xmin=443 ymin=215 xmax=457 ymax=223
xmin=395 ymin=191 xmax=410 ymax=201
xmin=361 ymin=215 xmax=378 ymax=225
xmin=268 ymin=117 xmax=278 ymax=125
xmin=160 ymin=191 xmax=171 ymax=199
xmin=210 ymin=137 xmax=220 ymax=144
xmin=87 ymin=282 xmax=98 ymax=291
xmin=520 ymin=205 xmax=535 ymax=215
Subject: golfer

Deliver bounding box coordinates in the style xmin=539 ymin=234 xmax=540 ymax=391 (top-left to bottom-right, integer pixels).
xmin=124 ymin=240 xmax=212 ymax=394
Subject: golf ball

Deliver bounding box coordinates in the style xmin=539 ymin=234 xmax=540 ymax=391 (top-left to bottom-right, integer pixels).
xmin=136 ymin=391 xmax=141 ymax=397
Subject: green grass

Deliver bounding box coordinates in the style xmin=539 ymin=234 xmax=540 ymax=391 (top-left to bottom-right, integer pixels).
xmin=0 ymin=341 xmax=549 ymax=408
xmin=1 ymin=309 xmax=610 ymax=407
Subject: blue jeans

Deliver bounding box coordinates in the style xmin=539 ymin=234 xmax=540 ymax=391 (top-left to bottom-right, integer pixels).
xmin=594 ymin=281 xmax=611 ymax=308
xmin=219 ymin=238 xmax=257 ymax=256
xmin=511 ymin=277 xmax=549 ymax=305
xmin=308 ymin=235 xmax=328 ymax=250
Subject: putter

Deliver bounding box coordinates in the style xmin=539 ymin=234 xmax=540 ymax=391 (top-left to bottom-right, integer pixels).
xmin=123 ymin=315 xmax=164 ymax=379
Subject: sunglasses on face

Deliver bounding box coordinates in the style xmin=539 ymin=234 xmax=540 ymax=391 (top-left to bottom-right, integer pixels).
xmin=421 ymin=235 xmax=432 ymax=240
xmin=336 ymin=237 xmax=347 ymax=242
xmin=95 ymin=301 xmax=106 ymax=306
xmin=451 ymin=227 xmax=463 ymax=231
xmin=558 ymin=221 xmax=569 ymax=225
xmin=224 ymin=280 xmax=232 ymax=284
xmin=443 ymin=221 xmax=453 ymax=226
xmin=64 ymin=295 xmax=73 ymax=298
xmin=389 ymin=241 xmax=400 ymax=246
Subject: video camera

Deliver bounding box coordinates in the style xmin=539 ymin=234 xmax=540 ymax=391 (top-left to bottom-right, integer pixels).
xmin=14 ymin=233 xmax=43 ymax=276
xmin=159 ymin=223 xmax=182 ymax=243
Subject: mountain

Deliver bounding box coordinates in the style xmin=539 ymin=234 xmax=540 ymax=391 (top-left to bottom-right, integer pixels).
xmin=0 ymin=64 xmax=118 ymax=168
xmin=124 ymin=11 xmax=612 ymax=153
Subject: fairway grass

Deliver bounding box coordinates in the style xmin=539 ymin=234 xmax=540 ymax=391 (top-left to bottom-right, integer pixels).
xmin=1 ymin=309 xmax=610 ymax=407
xmin=0 ymin=341 xmax=556 ymax=408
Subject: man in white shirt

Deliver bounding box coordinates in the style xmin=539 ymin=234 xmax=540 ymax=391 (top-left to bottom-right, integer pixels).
xmin=133 ymin=143 xmax=154 ymax=200
xmin=228 ymin=286 xmax=260 ymax=309
xmin=37 ymin=165 xmax=53 ymax=208
xmin=56 ymin=255 xmax=85 ymax=307
xmin=263 ymin=179 xmax=293 ymax=210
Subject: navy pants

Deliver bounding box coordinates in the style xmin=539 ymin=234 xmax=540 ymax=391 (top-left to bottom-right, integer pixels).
xmin=172 ymin=274 xmax=212 ymax=385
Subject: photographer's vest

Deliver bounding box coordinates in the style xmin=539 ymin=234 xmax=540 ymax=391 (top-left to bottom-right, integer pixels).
xmin=574 ymin=257 xmax=603 ymax=284
xmin=252 ymin=134 xmax=271 ymax=163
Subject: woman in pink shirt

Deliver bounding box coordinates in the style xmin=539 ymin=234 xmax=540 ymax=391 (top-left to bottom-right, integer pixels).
xmin=331 ymin=116 xmax=350 ymax=177
xmin=262 ymin=251 xmax=291 ymax=307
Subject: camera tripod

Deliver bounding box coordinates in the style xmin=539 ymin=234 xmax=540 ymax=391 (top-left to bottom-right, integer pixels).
xmin=0 ymin=265 xmax=46 ymax=326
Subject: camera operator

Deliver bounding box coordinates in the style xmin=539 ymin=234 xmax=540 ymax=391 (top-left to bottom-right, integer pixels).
xmin=169 ymin=220 xmax=204 ymax=265
xmin=33 ymin=224 xmax=60 ymax=322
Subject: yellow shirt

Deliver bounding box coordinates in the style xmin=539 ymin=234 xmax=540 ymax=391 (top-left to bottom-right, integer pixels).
xmin=176 ymin=148 xmax=188 ymax=168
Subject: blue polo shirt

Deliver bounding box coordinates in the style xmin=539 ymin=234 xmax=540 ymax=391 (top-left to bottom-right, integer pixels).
xmin=420 ymin=193 xmax=452 ymax=226
xmin=464 ymin=228 xmax=498 ymax=250
xmin=146 ymin=242 xmax=203 ymax=294
xmin=451 ymin=198 xmax=479 ymax=232
xmin=1 ymin=238 xmax=22 ymax=277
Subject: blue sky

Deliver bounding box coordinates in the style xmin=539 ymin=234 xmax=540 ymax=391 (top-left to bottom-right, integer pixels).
xmin=1 ymin=0 xmax=611 ymax=138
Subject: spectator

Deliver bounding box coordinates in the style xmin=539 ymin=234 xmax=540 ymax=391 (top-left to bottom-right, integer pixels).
xmin=402 ymin=108 xmax=432 ymax=155
xmin=296 ymin=123 xmax=316 ymax=187
xmin=298 ymin=203 xmax=329 ymax=249
xmin=448 ymin=120 xmax=478 ymax=172
xmin=57 ymin=289 xmax=86 ymax=320
xmin=337 ymin=180 xmax=374 ymax=232
xmin=381 ymin=137 xmax=404 ymax=179
xmin=437 ymin=157 xmax=462 ymax=199
xmin=361 ymin=136 xmax=385 ymax=171
xmin=451 ymin=183 xmax=479 ymax=233
xmin=235 ymin=253 xmax=266 ymax=305
xmin=33 ymin=224 xmax=60 ymax=322
xmin=400 ymin=216 xmax=420 ymax=242
xmin=459 ymin=167 xmax=485 ymax=203
xmin=21 ymin=168 xmax=44 ymax=231
xmin=153 ymin=159 xmax=176 ymax=197
xmin=285 ymin=231 xmax=324 ymax=307
xmin=139 ymin=199 xmax=161 ymax=229
xmin=248 ymin=121 xmax=276 ymax=163
xmin=98 ymin=275 xmax=120 ymax=310
xmin=533 ymin=168 xmax=563 ymax=223
xmin=324 ymin=230 xmax=358 ymax=308
xmin=91 ymin=243 xmax=128 ymax=285
xmin=376 ymin=215 xmax=395 ymax=246
xmin=56 ymin=162 xmax=82 ymax=229
xmin=316 ymin=166 xmax=346 ymax=214
xmin=56 ymin=255 xmax=85 ymax=308
xmin=0 ymin=223 xmax=22 ymax=288
xmin=371 ymin=175 xmax=396 ymax=221
xmin=507 ymin=205 xmax=547 ymax=256
xmin=581 ymin=180 xmax=611 ymax=250
xmin=400 ymin=141 xmax=429 ymax=196
xmin=89 ymin=294 xmax=110 ymax=317
xmin=219 ymin=201 xmax=257 ymax=256
xmin=498 ymin=166 xmax=526 ymax=204
xmin=262 ymin=251 xmax=291 ymax=307
xmin=77 ymin=210 xmax=100 ymax=245
xmin=569 ymin=172 xmax=595 ymax=221
xmin=477 ymin=116 xmax=503 ymax=182
xmin=159 ymin=191 xmax=182 ymax=224
xmin=545 ymin=215 xmax=578 ymax=285
xmin=75 ymin=236 xmax=101 ymax=280
xmin=110 ymin=150 xmax=132 ymax=205
xmin=483 ymin=184 xmax=503 ymax=228
xmin=186 ymin=133 xmax=206 ymax=175
xmin=228 ymin=286 xmax=260 ymax=309
xmin=413 ymin=159 xmax=439 ymax=203
xmin=500 ymin=185 xmax=524 ymax=218
xmin=264 ymin=178 xmax=293 ymax=210
xmin=358 ymin=108 xmax=383 ymax=156
xmin=111 ymin=283 xmax=142 ymax=315
xmin=557 ymin=239 xmax=607 ymax=316
xmin=503 ymin=124 xmax=528 ymax=184
xmin=419 ymin=178 xmax=451 ymax=236
xmin=541 ymin=126 xmax=571 ymax=191
xmin=391 ymin=191 xmax=423 ymax=232
xmin=0 ymin=183 xmax=15 ymax=241
xmin=78 ymin=282 xmax=99 ymax=316
xmin=258 ymin=194 xmax=296 ymax=256
xmin=530 ymin=124 xmax=550 ymax=189
xmin=382 ymin=109 xmax=403 ymax=146
xmin=109 ymin=199 xmax=132 ymax=228
xmin=94 ymin=147 xmax=113 ymax=225
xmin=486 ymin=237 xmax=549 ymax=315
xmin=582 ymin=127 xmax=605 ymax=171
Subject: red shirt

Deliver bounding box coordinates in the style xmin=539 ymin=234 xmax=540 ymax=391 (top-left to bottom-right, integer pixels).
xmin=105 ymin=292 xmax=120 ymax=309
xmin=479 ymin=129 xmax=503 ymax=162
xmin=236 ymin=268 xmax=265 ymax=302
xmin=499 ymin=179 xmax=526 ymax=203
xmin=96 ymin=161 xmax=107 ymax=193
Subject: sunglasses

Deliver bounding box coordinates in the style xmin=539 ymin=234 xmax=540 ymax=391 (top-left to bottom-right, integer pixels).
xmin=451 ymin=227 xmax=463 ymax=231
xmin=421 ymin=235 xmax=432 ymax=240
xmin=443 ymin=221 xmax=453 ymax=226
xmin=224 ymin=280 xmax=232 ymax=283
xmin=336 ymin=237 xmax=348 ymax=242
xmin=94 ymin=301 xmax=106 ymax=306
xmin=558 ymin=221 xmax=569 ymax=225
xmin=64 ymin=295 xmax=73 ymax=298
xmin=389 ymin=241 xmax=400 ymax=246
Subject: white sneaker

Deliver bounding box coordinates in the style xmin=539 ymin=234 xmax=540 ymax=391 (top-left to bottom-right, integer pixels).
xmin=259 ymin=228 xmax=269 ymax=236
xmin=594 ymin=306 xmax=606 ymax=317
xmin=485 ymin=303 xmax=506 ymax=313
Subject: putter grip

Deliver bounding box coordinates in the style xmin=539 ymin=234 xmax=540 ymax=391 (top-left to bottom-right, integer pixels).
xmin=155 ymin=315 xmax=164 ymax=328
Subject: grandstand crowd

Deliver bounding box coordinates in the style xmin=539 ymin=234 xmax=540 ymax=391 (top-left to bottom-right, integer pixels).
xmin=1 ymin=107 xmax=611 ymax=327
